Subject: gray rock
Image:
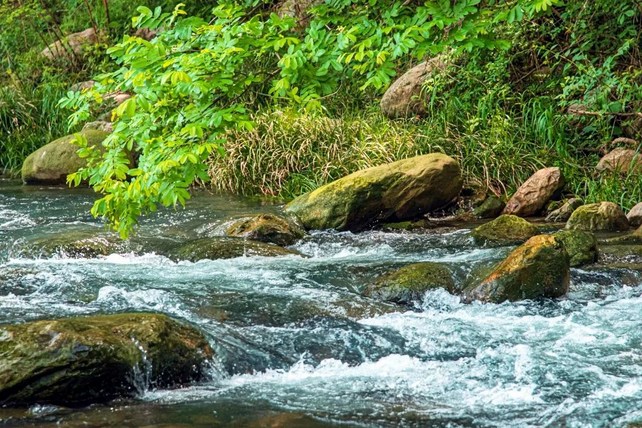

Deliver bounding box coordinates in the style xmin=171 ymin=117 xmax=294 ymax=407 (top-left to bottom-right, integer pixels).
xmin=546 ymin=198 xmax=583 ymax=223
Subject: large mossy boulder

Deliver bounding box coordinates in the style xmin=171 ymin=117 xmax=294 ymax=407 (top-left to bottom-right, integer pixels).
xmin=0 ymin=313 xmax=213 ymax=407
xmin=225 ymin=214 xmax=305 ymax=246
xmin=566 ymin=202 xmax=629 ymax=232
xmin=471 ymin=214 xmax=539 ymax=245
xmin=285 ymin=153 xmax=462 ymax=231
xmin=21 ymin=130 xmax=110 ymax=185
xmin=167 ymin=237 xmax=301 ymax=262
xmin=363 ymin=262 xmax=455 ymax=305
xmin=553 ymin=230 xmax=598 ymax=267
xmin=463 ymin=234 xmax=570 ymax=303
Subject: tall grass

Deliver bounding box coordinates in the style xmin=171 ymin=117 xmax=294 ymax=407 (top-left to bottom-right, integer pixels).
xmin=0 ymin=83 xmax=73 ymax=175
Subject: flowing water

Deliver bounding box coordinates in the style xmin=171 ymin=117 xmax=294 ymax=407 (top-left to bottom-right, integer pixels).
xmin=1 ymin=179 xmax=642 ymax=427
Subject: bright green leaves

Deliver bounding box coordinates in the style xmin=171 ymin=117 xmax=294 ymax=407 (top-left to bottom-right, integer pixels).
xmin=60 ymin=0 xmax=568 ymax=237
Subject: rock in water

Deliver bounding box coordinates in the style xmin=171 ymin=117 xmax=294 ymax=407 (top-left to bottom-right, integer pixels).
xmin=285 ymin=153 xmax=462 ymax=231
xmin=596 ymin=148 xmax=642 ymax=174
xmin=503 ymin=167 xmax=565 ymax=217
xmin=627 ymin=203 xmax=642 ymax=227
xmin=566 ymin=202 xmax=629 ymax=232
xmin=473 ymin=195 xmax=505 ymax=219
xmin=380 ymin=58 xmax=446 ymax=118
xmin=471 ymin=214 xmax=539 ymax=246
xmin=553 ymin=230 xmax=598 ymax=267
xmin=21 ymin=130 xmax=110 ymax=185
xmin=463 ymin=235 xmax=570 ymax=303
xmin=0 ymin=313 xmax=213 ymax=406
xmin=546 ymin=198 xmax=583 ymax=223
xmin=363 ymin=262 xmax=456 ymax=305
xmin=167 ymin=237 xmax=301 ymax=262
xmin=225 ymin=214 xmax=305 ymax=246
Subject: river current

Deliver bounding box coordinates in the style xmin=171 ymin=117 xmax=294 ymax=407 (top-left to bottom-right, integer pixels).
xmin=0 ymin=180 xmax=641 ymax=427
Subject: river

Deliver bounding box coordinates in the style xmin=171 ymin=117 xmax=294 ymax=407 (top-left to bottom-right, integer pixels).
xmin=0 ymin=179 xmax=641 ymax=427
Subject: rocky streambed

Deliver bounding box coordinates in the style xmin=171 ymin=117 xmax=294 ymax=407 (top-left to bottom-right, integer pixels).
xmin=1 ymin=178 xmax=642 ymax=427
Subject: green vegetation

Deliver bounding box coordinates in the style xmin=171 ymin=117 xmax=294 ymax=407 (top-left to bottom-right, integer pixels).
xmin=1 ymin=0 xmax=641 ymax=236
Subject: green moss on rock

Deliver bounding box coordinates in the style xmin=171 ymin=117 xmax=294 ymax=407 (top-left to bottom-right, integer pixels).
xmin=473 ymin=195 xmax=506 ymax=219
xmin=18 ymin=230 xmax=123 ymax=258
xmin=463 ymin=234 xmax=570 ymax=303
xmin=363 ymin=262 xmax=455 ymax=305
xmin=0 ymin=313 xmax=213 ymax=407
xmin=285 ymin=153 xmax=462 ymax=231
xmin=566 ymin=202 xmax=629 ymax=232
xmin=225 ymin=214 xmax=305 ymax=246
xmin=167 ymin=237 xmax=301 ymax=262
xmin=21 ymin=130 xmax=110 ymax=185
xmin=471 ymin=214 xmax=539 ymax=245
xmin=553 ymin=230 xmax=598 ymax=267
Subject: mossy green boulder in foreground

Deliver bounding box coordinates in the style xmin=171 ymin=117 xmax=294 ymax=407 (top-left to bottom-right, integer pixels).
xmin=566 ymin=202 xmax=629 ymax=232
xmin=167 ymin=237 xmax=301 ymax=262
xmin=553 ymin=230 xmax=598 ymax=267
xmin=363 ymin=262 xmax=456 ymax=305
xmin=225 ymin=214 xmax=305 ymax=246
xmin=0 ymin=313 xmax=213 ymax=407
xmin=463 ymin=234 xmax=570 ymax=303
xmin=21 ymin=130 xmax=110 ymax=185
xmin=285 ymin=153 xmax=462 ymax=231
xmin=471 ymin=214 xmax=539 ymax=245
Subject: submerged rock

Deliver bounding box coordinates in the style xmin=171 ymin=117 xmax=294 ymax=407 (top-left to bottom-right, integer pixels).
xmin=380 ymin=58 xmax=446 ymax=118
xmin=0 ymin=313 xmax=213 ymax=406
xmin=627 ymin=203 xmax=642 ymax=227
xmin=21 ymin=130 xmax=110 ymax=185
xmin=363 ymin=262 xmax=455 ymax=305
xmin=225 ymin=214 xmax=305 ymax=246
xmin=503 ymin=167 xmax=565 ymax=217
xmin=471 ymin=214 xmax=539 ymax=245
xmin=553 ymin=230 xmax=598 ymax=267
xmin=285 ymin=153 xmax=462 ymax=231
xmin=167 ymin=237 xmax=301 ymax=262
xmin=18 ymin=230 xmax=123 ymax=258
xmin=473 ymin=195 xmax=505 ymax=219
xmin=546 ymin=198 xmax=583 ymax=223
xmin=566 ymin=202 xmax=629 ymax=232
xmin=463 ymin=235 xmax=570 ymax=303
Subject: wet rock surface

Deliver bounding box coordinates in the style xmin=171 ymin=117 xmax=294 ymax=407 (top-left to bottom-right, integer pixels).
xmin=285 ymin=153 xmax=462 ymax=231
xmin=471 ymin=214 xmax=539 ymax=245
xmin=0 ymin=313 xmax=213 ymax=406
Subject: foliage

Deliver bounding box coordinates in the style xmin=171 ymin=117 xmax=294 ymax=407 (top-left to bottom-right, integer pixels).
xmin=62 ymin=0 xmax=573 ymax=236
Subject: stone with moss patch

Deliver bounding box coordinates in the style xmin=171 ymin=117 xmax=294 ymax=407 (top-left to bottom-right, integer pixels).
xmin=0 ymin=313 xmax=213 ymax=407
xmin=363 ymin=262 xmax=455 ymax=305
xmin=473 ymin=195 xmax=505 ymax=219
xmin=285 ymin=153 xmax=462 ymax=231
xmin=463 ymin=234 xmax=570 ymax=303
xmin=471 ymin=214 xmax=539 ymax=245
xmin=566 ymin=202 xmax=629 ymax=232
xmin=167 ymin=237 xmax=301 ymax=262
xmin=21 ymin=130 xmax=110 ymax=185
xmin=225 ymin=214 xmax=305 ymax=246
xmin=18 ymin=230 xmax=123 ymax=258
xmin=553 ymin=230 xmax=598 ymax=267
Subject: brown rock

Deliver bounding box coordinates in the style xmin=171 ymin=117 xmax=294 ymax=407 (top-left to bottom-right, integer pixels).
xmin=503 ymin=167 xmax=565 ymax=217
xmin=596 ymin=148 xmax=642 ymax=174
xmin=627 ymin=203 xmax=642 ymax=227
xmin=380 ymin=58 xmax=446 ymax=119
xmin=462 ymin=235 xmax=570 ymax=303
xmin=41 ymin=28 xmax=99 ymax=60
